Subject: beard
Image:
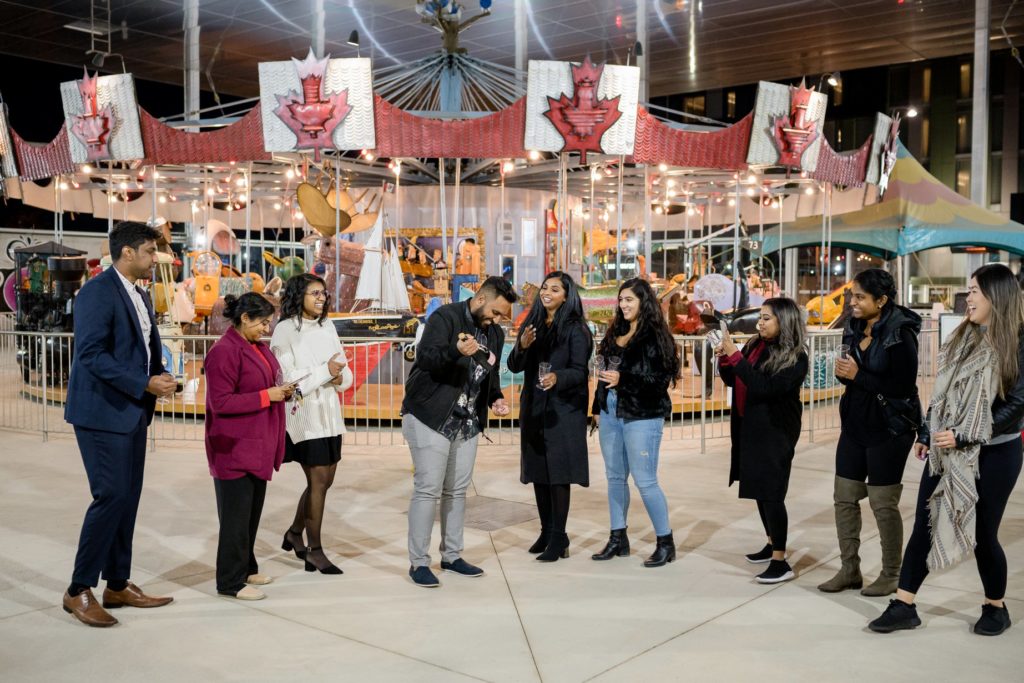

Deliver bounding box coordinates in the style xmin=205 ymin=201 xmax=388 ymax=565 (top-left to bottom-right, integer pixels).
xmin=470 ymin=303 xmax=489 ymax=328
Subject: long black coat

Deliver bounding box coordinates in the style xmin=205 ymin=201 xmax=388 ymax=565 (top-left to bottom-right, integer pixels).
xmin=719 ymin=341 xmax=808 ymax=501
xmin=507 ymin=320 xmax=592 ymax=486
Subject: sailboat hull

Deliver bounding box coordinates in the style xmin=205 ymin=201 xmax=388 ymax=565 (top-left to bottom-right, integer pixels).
xmin=330 ymin=313 xmax=422 ymax=338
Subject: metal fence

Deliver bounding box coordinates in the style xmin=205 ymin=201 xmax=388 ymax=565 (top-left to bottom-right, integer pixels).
xmin=0 ymin=318 xmax=939 ymax=452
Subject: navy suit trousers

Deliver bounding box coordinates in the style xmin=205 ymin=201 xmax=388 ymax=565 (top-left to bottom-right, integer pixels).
xmin=71 ymin=414 xmax=148 ymax=587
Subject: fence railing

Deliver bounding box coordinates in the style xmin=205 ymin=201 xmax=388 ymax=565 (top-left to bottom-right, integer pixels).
xmin=0 ymin=323 xmax=939 ymax=451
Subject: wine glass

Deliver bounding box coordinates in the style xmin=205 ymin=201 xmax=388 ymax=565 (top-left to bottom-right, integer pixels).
xmin=593 ymin=354 xmax=605 ymax=377
xmin=837 ymin=344 xmax=850 ymax=360
xmin=537 ymin=362 xmax=552 ymax=390
xmin=606 ymin=357 xmax=621 ymax=373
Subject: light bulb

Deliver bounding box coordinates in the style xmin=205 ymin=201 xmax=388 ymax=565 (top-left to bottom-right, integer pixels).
xmin=81 ymin=164 xmax=92 ymax=174
xmin=658 ymin=163 xmax=668 ymax=172
xmin=158 ymin=195 xmax=167 ymax=204
xmin=528 ymin=149 xmax=541 ymax=161
xmin=285 ymin=168 xmax=295 ymax=179
xmin=502 ymin=160 xmax=515 ymax=174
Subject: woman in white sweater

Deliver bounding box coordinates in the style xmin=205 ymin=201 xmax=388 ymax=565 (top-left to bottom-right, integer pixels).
xmin=271 ymin=274 xmax=354 ymax=575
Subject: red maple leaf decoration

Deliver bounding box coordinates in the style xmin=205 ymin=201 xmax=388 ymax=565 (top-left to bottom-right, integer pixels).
xmin=70 ymin=68 xmax=117 ymax=162
xmin=273 ymin=50 xmax=352 ymax=161
xmin=770 ymin=79 xmax=820 ymax=169
xmin=543 ymin=56 xmax=622 ymax=164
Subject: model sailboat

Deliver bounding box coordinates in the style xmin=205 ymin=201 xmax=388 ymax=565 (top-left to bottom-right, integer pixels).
xmin=331 ymin=212 xmax=421 ymax=338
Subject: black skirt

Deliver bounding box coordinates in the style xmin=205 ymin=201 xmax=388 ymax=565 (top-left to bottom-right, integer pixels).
xmin=284 ymin=434 xmax=342 ymax=466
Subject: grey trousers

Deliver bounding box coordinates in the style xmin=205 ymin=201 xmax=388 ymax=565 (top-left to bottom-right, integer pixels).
xmin=403 ymin=414 xmax=480 ymax=568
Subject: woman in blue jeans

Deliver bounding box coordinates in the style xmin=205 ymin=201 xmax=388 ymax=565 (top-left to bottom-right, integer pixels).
xmin=591 ymin=278 xmax=681 ymax=567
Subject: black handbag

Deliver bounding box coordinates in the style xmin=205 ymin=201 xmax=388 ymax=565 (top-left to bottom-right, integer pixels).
xmin=877 ymin=392 xmax=922 ymax=437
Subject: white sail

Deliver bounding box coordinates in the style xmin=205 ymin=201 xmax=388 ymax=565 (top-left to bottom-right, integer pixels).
xmin=381 ymin=239 xmax=411 ymax=311
xmin=353 ymin=213 xmax=384 ymax=303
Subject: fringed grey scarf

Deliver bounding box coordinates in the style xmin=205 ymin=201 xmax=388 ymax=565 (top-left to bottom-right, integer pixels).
xmin=925 ymin=334 xmax=997 ymax=571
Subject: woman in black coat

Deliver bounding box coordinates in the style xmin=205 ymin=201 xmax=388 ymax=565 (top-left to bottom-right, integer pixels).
xmin=508 ymin=271 xmax=593 ymax=562
xmin=715 ymin=297 xmax=809 ymax=585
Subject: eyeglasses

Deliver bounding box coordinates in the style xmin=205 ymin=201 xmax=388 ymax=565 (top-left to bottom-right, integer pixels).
xmin=306 ymin=290 xmax=328 ymax=299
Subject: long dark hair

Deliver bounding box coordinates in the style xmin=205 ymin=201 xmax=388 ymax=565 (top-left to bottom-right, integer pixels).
xmin=520 ymin=271 xmax=590 ymax=350
xmin=280 ymin=273 xmax=329 ymax=326
xmin=600 ymin=278 xmax=680 ymax=385
xmin=946 ymin=263 xmax=1024 ymax=397
xmin=223 ymin=292 xmax=275 ymax=327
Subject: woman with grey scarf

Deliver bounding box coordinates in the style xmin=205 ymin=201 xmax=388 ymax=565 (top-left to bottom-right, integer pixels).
xmin=869 ymin=264 xmax=1024 ymax=636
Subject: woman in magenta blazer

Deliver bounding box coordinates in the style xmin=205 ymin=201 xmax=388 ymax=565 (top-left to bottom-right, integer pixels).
xmin=205 ymin=293 xmax=294 ymax=600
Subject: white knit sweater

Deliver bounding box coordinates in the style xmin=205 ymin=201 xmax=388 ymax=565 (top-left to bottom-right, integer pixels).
xmin=270 ymin=317 xmax=353 ymax=443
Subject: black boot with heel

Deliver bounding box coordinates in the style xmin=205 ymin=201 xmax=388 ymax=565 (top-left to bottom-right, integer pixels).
xmin=591 ymin=528 xmax=630 ymax=561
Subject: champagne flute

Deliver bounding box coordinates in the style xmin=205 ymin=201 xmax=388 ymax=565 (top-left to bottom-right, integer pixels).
xmin=537 ymin=362 xmax=552 ymax=390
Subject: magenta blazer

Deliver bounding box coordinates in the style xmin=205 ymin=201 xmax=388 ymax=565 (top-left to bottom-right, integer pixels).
xmin=204 ymin=326 xmax=285 ymax=481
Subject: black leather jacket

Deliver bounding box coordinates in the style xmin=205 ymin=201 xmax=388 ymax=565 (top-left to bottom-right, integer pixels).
xmin=919 ymin=329 xmax=1024 ymax=447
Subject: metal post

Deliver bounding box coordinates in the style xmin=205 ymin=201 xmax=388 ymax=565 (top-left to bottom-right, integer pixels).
xmin=636 ymin=0 xmax=648 ymax=104
xmin=971 ymin=0 xmax=990 ymax=206
xmin=514 ymin=0 xmax=527 ymax=92
xmin=807 ymin=333 xmax=815 ymax=443
xmin=643 ymin=165 xmax=651 ymax=278
xmin=183 ymin=0 xmax=200 ymax=131
xmin=40 ymin=334 xmax=48 ymax=442
xmin=311 ymin=0 xmax=325 ymax=58
xmin=732 ymin=179 xmax=741 ymax=307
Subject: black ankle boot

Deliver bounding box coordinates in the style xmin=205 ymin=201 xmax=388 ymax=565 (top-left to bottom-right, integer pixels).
xmin=528 ymin=528 xmax=551 ymax=554
xmin=537 ymin=532 xmax=570 ymax=562
xmin=591 ymin=528 xmax=630 ymax=561
xmin=643 ymin=533 xmax=676 ymax=568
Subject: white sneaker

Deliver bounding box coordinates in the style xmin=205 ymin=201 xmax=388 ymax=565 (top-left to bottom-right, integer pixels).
xmin=246 ymin=574 xmax=274 ymax=586
xmin=232 ymin=586 xmax=266 ymax=600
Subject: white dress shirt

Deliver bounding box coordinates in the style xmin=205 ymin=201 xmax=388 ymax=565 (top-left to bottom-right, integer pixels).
xmin=114 ymin=266 xmax=153 ymax=366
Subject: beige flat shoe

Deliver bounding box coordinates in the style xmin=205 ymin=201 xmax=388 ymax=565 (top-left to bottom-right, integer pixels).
xmin=232 ymin=586 xmax=266 ymax=601
xmin=246 ymin=574 xmax=274 ymax=586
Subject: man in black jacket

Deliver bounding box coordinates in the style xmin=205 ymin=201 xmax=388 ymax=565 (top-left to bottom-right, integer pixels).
xmin=403 ymin=277 xmax=517 ymax=587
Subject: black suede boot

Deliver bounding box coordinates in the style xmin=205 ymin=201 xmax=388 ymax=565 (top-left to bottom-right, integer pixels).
xmin=643 ymin=533 xmax=676 ymax=567
xmin=591 ymin=528 xmax=630 ymax=561
xmin=528 ymin=529 xmax=551 ymax=554
xmin=537 ymin=532 xmax=570 ymax=562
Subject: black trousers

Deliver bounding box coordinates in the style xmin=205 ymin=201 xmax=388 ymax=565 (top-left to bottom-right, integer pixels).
xmin=836 ymin=429 xmax=914 ymax=486
xmin=71 ymin=416 xmax=148 ymax=587
xmin=899 ymin=438 xmax=1023 ymax=599
xmin=757 ymin=500 xmax=788 ymax=552
xmin=214 ymin=474 xmax=267 ymax=594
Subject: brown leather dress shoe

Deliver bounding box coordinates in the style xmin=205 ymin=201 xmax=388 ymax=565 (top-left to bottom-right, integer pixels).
xmin=102 ymin=582 xmax=174 ymax=609
xmin=63 ymin=589 xmax=118 ymax=627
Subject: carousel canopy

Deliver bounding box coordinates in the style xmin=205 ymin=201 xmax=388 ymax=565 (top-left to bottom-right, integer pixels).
xmin=760 ymin=142 xmax=1024 ymax=258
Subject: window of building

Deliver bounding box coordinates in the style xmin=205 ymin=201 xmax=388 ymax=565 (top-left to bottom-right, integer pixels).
xmin=921 ymin=117 xmax=930 ymax=158
xmin=956 ymin=114 xmax=971 ymax=154
xmin=726 ymin=91 xmax=736 ymax=119
xmin=684 ymin=95 xmax=706 ymax=116
xmin=960 ymin=63 xmax=972 ymax=99
xmin=922 ymin=67 xmax=931 ymax=103
xmin=990 ymin=104 xmax=1003 ymax=152
xmin=956 ymin=159 xmax=971 ymax=197
xmin=990 ymin=154 xmax=1003 ymax=207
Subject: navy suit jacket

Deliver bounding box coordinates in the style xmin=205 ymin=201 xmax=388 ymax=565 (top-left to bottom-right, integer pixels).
xmin=64 ymin=266 xmax=164 ymax=433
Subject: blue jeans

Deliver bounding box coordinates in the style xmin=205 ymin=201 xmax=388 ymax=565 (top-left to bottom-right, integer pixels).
xmin=598 ymin=391 xmax=671 ymax=537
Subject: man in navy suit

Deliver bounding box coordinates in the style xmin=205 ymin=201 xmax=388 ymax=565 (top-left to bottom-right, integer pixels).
xmin=62 ymin=221 xmax=178 ymax=627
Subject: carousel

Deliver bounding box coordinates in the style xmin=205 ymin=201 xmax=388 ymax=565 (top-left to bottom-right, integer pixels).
xmin=1 ymin=0 xmax=935 ymax=421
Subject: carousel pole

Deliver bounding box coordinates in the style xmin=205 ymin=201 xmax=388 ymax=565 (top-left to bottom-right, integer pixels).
xmin=588 ymin=164 xmax=595 ymax=284
xmin=452 ymin=157 xmax=461 ymax=256
xmin=778 ymin=194 xmax=785 ymax=296
xmin=107 ymin=162 xmax=114 ymax=235
xmin=334 ymin=156 xmax=342 ymax=309
xmin=643 ymin=164 xmax=651 ymax=279
xmin=615 ymin=155 xmax=624 ymax=281
xmin=243 ymin=163 xmax=252 ymax=277
xmin=439 ymin=157 xmax=448 ymax=280
xmin=819 ymin=184 xmax=827 ymax=324
xmin=826 ymin=182 xmax=834 ymax=301
xmin=732 ymin=178 xmax=741 ymax=309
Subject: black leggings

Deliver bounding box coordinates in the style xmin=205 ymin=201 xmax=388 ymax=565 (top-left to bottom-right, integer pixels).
xmin=757 ymin=500 xmax=788 ymax=552
xmin=836 ymin=430 xmax=914 ymax=486
xmin=899 ymin=438 xmax=1023 ymax=599
xmin=534 ymin=483 xmax=571 ymax=534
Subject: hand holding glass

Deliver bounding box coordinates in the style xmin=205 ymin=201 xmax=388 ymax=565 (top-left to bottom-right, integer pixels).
xmin=537 ymin=362 xmax=553 ymax=390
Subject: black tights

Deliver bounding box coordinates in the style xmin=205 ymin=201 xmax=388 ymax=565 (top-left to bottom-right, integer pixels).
xmin=289 ymin=463 xmax=338 ymax=565
xmin=534 ymin=483 xmax=571 ymax=534
xmin=899 ymin=438 xmax=1023 ymax=600
xmin=756 ymin=500 xmax=788 ymax=552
